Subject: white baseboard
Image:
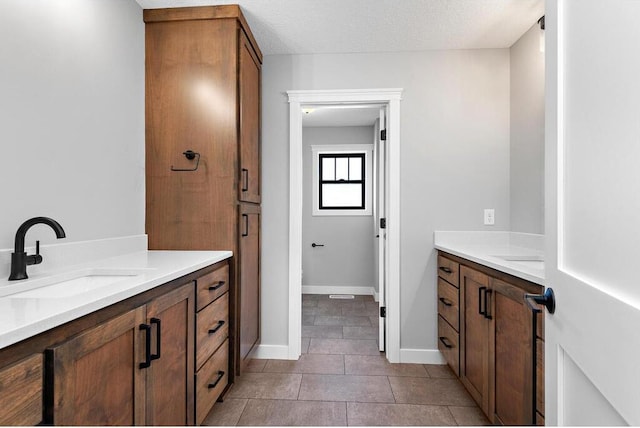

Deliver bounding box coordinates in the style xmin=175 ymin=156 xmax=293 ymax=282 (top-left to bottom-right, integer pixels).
xmin=373 ymin=290 xmax=379 ymax=302
xmin=399 ymin=348 xmax=446 ymax=364
xmin=302 ymin=285 xmax=375 ymax=296
xmin=250 ymin=344 xmax=293 ymax=360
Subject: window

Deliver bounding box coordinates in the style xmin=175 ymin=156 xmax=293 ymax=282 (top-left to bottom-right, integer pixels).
xmin=319 ymin=153 xmax=365 ymax=209
xmin=311 ymin=145 xmax=373 ymax=216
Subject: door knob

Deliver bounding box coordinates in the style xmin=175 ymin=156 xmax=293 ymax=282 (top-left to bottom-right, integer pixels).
xmin=524 ymin=288 xmax=555 ymax=314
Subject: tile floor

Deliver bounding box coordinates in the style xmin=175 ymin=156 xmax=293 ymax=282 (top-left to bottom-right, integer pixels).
xmin=203 ymin=294 xmax=490 ymax=426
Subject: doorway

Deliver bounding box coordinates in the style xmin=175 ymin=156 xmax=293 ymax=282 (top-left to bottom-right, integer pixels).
xmin=287 ymin=89 xmax=402 ymax=362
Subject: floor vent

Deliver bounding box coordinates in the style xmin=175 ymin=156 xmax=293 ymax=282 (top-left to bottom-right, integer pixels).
xmin=329 ymin=294 xmax=355 ymax=300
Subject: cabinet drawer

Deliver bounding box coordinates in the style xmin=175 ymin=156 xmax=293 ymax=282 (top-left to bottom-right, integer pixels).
xmin=437 ymin=255 xmax=459 ymax=287
xmin=437 ymin=315 xmax=459 ymax=376
xmin=0 ymin=354 xmax=43 ymax=425
xmin=196 ymin=263 xmax=229 ymax=311
xmin=196 ymin=292 xmax=229 ymax=370
xmin=437 ymin=278 xmax=459 ymax=331
xmin=536 ymin=338 xmax=544 ymax=417
xmin=195 ymin=339 xmax=229 ymax=425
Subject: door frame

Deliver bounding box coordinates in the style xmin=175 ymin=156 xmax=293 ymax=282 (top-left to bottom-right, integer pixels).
xmin=287 ymin=88 xmax=402 ymax=361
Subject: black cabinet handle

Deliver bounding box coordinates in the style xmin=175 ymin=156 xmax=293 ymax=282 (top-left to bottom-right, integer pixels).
xmin=478 ymin=287 xmax=487 ymax=316
xmin=209 ymin=281 xmax=225 ymax=291
xmin=241 ymin=168 xmax=249 ymax=192
xmin=208 ymin=371 xmax=225 ymax=389
xmin=484 ymin=290 xmax=493 ymax=320
xmin=311 ymin=243 xmax=324 ymax=248
xmin=439 ymin=336 xmax=454 ymax=349
xmin=208 ymin=320 xmax=225 ymax=335
xmin=439 ymin=266 xmax=453 ymax=274
xmin=150 ymin=318 xmax=161 ymax=361
xmin=139 ymin=324 xmax=152 ymax=369
xmin=242 ymin=214 xmax=249 ymax=237
xmin=439 ymin=297 xmax=453 ymax=307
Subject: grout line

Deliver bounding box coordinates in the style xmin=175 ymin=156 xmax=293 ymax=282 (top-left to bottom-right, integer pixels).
xmin=444 ymin=405 xmax=460 ymax=426
xmin=233 ymin=398 xmax=250 ymax=426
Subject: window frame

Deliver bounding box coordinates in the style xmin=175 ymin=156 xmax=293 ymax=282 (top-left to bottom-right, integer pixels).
xmin=311 ymin=144 xmax=373 ymax=216
xmin=318 ymin=152 xmax=366 ymax=210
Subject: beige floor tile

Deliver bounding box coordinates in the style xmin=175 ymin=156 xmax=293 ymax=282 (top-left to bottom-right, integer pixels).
xmin=317 ymin=299 xmax=365 ymax=310
xmin=303 ymin=306 xmax=343 ymax=316
xmin=314 ymin=315 xmax=371 ymax=326
xmin=342 ymin=302 xmax=380 ymax=317
xmin=299 ymin=374 xmax=394 ymax=403
xmin=302 ymin=325 xmax=343 ymax=338
xmin=244 ymin=359 xmax=267 ymax=373
xmin=201 ymin=398 xmax=247 ymax=426
xmin=347 ymin=402 xmax=456 ymax=426
xmin=424 ymin=364 xmax=457 ymax=379
xmin=369 ymin=316 xmax=379 ymax=326
xmin=389 ymin=377 xmax=476 ymax=406
xmin=238 ymin=399 xmax=347 ymax=426
xmin=302 ymin=314 xmax=315 ymax=325
xmin=227 ymin=373 xmax=302 ymax=400
xmin=308 ymin=338 xmax=380 ymax=356
xmin=345 ymin=355 xmax=428 ymax=377
xmin=263 ymin=354 xmax=345 ymax=375
xmin=448 ymin=406 xmax=492 ymax=425
xmin=301 ymin=337 xmax=310 ymax=354
xmin=302 ymin=299 xmax=318 ymax=308
xmin=342 ymin=326 xmax=378 ymax=339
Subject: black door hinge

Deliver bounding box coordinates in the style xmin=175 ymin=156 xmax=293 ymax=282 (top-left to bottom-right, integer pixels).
xmin=380 ymin=218 xmax=386 ymax=229
xmin=380 ymin=307 xmax=386 ymax=318
xmin=380 ymin=129 xmax=387 ymax=141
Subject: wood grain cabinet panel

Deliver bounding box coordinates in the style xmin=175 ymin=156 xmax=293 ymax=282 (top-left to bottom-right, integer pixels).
xmin=196 ymin=263 xmax=230 ymax=311
xmin=437 ymin=315 xmax=459 ymax=376
xmin=437 ymin=255 xmax=459 ymax=287
xmin=196 ymin=292 xmax=229 ymax=370
xmin=144 ymin=5 xmax=262 ymax=379
xmin=0 ymin=354 xmax=43 ymax=425
xmin=437 ymin=277 xmax=459 ymax=331
xmin=47 ymin=283 xmax=194 ymax=426
xmin=195 ymin=339 xmax=229 ymax=425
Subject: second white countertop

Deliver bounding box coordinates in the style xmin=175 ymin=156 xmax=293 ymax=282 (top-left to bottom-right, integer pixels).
xmin=434 ymin=231 xmax=544 ymax=285
xmin=0 ymin=250 xmax=232 ymax=349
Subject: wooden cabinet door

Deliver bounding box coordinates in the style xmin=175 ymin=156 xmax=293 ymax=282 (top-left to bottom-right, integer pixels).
xmin=459 ymin=266 xmax=490 ymax=415
xmin=145 ymin=283 xmax=195 ymax=426
xmin=47 ymin=307 xmax=146 ymax=425
xmin=238 ymin=30 xmax=261 ymax=204
xmin=238 ymin=203 xmax=260 ymax=369
xmin=0 ymin=354 xmax=43 ymax=425
xmin=489 ymin=278 xmax=534 ymax=425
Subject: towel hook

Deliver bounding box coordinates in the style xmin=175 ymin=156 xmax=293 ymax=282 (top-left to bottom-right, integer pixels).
xmin=171 ymin=150 xmax=200 ymax=172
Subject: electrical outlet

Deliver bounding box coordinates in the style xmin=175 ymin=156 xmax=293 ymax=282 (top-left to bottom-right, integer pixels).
xmin=484 ymin=209 xmax=495 ymax=225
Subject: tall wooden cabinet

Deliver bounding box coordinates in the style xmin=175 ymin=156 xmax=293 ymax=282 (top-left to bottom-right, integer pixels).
xmin=144 ymin=5 xmax=262 ymax=376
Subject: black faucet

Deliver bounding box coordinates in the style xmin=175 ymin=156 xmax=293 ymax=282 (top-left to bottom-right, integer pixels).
xmin=9 ymin=217 xmax=66 ymax=281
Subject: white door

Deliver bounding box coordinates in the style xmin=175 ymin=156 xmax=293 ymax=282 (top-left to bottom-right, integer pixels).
xmin=377 ymin=106 xmax=388 ymax=352
xmin=545 ymin=1 xmax=640 ymax=424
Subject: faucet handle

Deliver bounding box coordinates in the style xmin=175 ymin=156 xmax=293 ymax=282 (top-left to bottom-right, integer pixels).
xmin=32 ymin=240 xmax=43 ymax=265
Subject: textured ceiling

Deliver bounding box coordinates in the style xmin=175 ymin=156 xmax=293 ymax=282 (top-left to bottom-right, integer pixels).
xmin=136 ymin=0 xmax=545 ymax=55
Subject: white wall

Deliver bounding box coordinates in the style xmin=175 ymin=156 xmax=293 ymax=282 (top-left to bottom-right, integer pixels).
xmin=302 ymin=126 xmax=375 ymax=291
xmin=261 ymin=50 xmax=510 ymax=353
xmin=0 ymin=1 xmax=145 ymax=250
xmin=510 ymin=23 xmax=545 ymax=234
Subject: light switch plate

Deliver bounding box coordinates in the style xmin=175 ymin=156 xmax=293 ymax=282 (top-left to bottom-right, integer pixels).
xmin=484 ymin=209 xmax=495 ymax=225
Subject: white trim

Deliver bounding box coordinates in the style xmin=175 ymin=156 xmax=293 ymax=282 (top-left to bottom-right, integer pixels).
xmin=288 ymin=88 xmax=403 ymax=363
xmin=302 ymin=285 xmax=375 ymax=296
xmin=373 ymin=289 xmax=379 ymax=302
xmin=250 ymin=344 xmax=291 ymax=360
xmin=399 ymin=348 xmax=446 ymax=365
xmin=311 ymin=144 xmax=374 ymax=216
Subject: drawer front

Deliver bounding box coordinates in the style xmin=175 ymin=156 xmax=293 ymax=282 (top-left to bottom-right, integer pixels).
xmin=536 ymin=338 xmax=545 ymax=417
xmin=437 ymin=315 xmax=459 ymax=376
xmin=196 ymin=263 xmax=229 ymax=312
xmin=437 ymin=254 xmax=459 ymax=287
xmin=196 ymin=292 xmax=229 ymax=370
xmin=195 ymin=339 xmax=229 ymax=425
xmin=0 ymin=354 xmax=43 ymax=425
xmin=437 ymin=278 xmax=459 ymax=331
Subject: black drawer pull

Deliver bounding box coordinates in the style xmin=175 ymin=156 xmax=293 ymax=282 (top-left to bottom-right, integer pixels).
xmin=242 ymin=214 xmax=249 ymax=237
xmin=208 ymin=371 xmax=225 ymax=389
xmin=484 ymin=289 xmax=493 ymax=320
xmin=139 ymin=324 xmax=152 ymax=369
xmin=479 ymin=287 xmax=487 ymax=316
xmin=242 ymin=168 xmax=249 ymax=192
xmin=439 ymin=297 xmax=454 ymax=307
xmin=439 ymin=266 xmax=453 ymax=274
xmin=439 ymin=336 xmax=454 ymax=349
xmin=209 ymin=281 xmax=225 ymax=291
xmin=208 ymin=320 xmax=225 ymax=335
xmin=150 ymin=318 xmax=161 ymax=361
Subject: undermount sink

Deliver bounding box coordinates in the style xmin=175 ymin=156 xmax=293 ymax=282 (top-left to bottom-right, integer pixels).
xmin=4 ymin=268 xmax=152 ymax=299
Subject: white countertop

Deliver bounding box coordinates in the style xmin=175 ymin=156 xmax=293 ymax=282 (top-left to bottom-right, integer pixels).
xmin=434 ymin=231 xmax=545 ymax=285
xmin=0 ymin=250 xmax=232 ymax=349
